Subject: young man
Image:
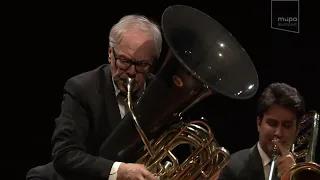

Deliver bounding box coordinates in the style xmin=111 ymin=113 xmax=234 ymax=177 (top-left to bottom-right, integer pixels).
xmin=26 ymin=14 xmax=162 ymax=180
xmin=218 ymin=82 xmax=305 ymax=180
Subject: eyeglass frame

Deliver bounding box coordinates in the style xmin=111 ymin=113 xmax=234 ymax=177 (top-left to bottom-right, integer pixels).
xmin=112 ymin=47 xmax=153 ymax=73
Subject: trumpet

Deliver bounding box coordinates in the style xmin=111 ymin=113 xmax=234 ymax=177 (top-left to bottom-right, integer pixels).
xmin=281 ymin=111 xmax=320 ymax=180
xmin=268 ymin=138 xmax=279 ymax=180
xmin=267 ymin=111 xmax=320 ymax=180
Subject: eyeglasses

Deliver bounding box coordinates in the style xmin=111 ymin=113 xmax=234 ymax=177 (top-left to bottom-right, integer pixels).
xmin=112 ymin=48 xmax=152 ymax=73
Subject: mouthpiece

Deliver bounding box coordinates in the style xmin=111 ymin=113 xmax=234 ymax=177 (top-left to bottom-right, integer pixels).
xmin=124 ymin=76 xmax=155 ymax=159
xmin=125 ymin=77 xmax=136 ymax=92
xmin=268 ymin=137 xmax=280 ymax=180
xmin=271 ymin=138 xmax=280 ymax=158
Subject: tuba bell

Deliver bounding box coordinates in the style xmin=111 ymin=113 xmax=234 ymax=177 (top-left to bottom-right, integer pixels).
xmin=281 ymin=110 xmax=320 ymax=180
xmin=99 ymin=5 xmax=259 ymax=180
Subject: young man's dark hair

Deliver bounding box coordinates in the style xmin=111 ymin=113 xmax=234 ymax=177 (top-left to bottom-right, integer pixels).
xmin=257 ymin=82 xmax=306 ymax=126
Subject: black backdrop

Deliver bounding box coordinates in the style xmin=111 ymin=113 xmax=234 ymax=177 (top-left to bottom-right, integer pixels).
xmin=7 ymin=1 xmax=319 ymax=179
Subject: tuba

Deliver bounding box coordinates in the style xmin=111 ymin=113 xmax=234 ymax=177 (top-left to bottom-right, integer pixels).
xmin=99 ymin=5 xmax=259 ymax=180
xmin=281 ymin=110 xmax=320 ymax=180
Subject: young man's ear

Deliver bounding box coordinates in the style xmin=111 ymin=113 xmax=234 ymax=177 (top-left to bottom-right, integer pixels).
xmin=257 ymin=116 xmax=261 ymax=132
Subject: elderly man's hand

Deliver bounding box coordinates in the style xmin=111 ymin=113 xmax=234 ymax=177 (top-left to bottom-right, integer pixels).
xmin=117 ymin=163 xmax=158 ymax=180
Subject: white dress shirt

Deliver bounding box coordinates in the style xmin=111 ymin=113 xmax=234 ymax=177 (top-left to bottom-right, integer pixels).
xmin=257 ymin=141 xmax=272 ymax=180
xmin=108 ymin=78 xmax=145 ymax=180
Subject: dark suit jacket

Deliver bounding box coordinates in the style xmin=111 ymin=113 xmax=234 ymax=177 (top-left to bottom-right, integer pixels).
xmin=27 ymin=64 xmax=151 ymax=180
xmin=218 ymin=144 xmax=266 ymax=180
xmin=26 ymin=162 xmax=63 ymax=180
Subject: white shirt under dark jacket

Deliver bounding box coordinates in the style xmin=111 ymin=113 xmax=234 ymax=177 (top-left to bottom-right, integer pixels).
xmin=108 ymin=78 xmax=145 ymax=180
xmin=257 ymin=141 xmax=273 ymax=180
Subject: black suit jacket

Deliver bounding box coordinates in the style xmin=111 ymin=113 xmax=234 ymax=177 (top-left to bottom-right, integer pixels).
xmin=27 ymin=162 xmax=63 ymax=180
xmin=27 ymin=64 xmax=152 ymax=180
xmin=218 ymin=144 xmax=266 ymax=180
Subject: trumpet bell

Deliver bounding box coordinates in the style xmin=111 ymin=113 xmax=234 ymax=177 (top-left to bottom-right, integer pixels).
xmin=281 ymin=162 xmax=320 ymax=180
xmin=281 ymin=111 xmax=320 ymax=180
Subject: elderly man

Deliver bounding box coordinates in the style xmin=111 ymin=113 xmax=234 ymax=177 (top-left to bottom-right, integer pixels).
xmin=26 ymin=14 xmax=162 ymax=180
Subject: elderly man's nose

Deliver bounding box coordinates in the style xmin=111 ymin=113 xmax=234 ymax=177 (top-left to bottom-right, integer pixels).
xmin=126 ymin=65 xmax=136 ymax=77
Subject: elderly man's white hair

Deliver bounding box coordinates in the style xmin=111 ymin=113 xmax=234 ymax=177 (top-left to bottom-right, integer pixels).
xmin=109 ymin=14 xmax=162 ymax=58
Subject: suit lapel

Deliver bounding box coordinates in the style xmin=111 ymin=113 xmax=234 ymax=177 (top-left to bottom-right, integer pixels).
xmin=102 ymin=65 xmax=122 ymax=132
xmin=239 ymin=145 xmax=265 ymax=180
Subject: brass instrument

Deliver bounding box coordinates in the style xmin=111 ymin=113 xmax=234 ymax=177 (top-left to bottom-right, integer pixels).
xmin=268 ymin=138 xmax=279 ymax=180
xmin=281 ymin=111 xmax=320 ymax=180
xmin=126 ymin=76 xmax=231 ymax=179
xmin=99 ymin=5 xmax=259 ymax=180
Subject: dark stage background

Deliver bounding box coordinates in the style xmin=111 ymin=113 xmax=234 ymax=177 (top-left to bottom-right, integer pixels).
xmin=7 ymin=1 xmax=319 ymax=180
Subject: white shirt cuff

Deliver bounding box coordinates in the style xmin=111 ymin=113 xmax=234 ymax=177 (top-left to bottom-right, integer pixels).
xmin=109 ymin=162 xmax=122 ymax=180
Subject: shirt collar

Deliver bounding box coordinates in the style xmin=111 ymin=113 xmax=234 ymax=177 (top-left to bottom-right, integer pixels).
xmin=112 ymin=77 xmax=121 ymax=97
xmin=257 ymin=141 xmax=271 ymax=167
